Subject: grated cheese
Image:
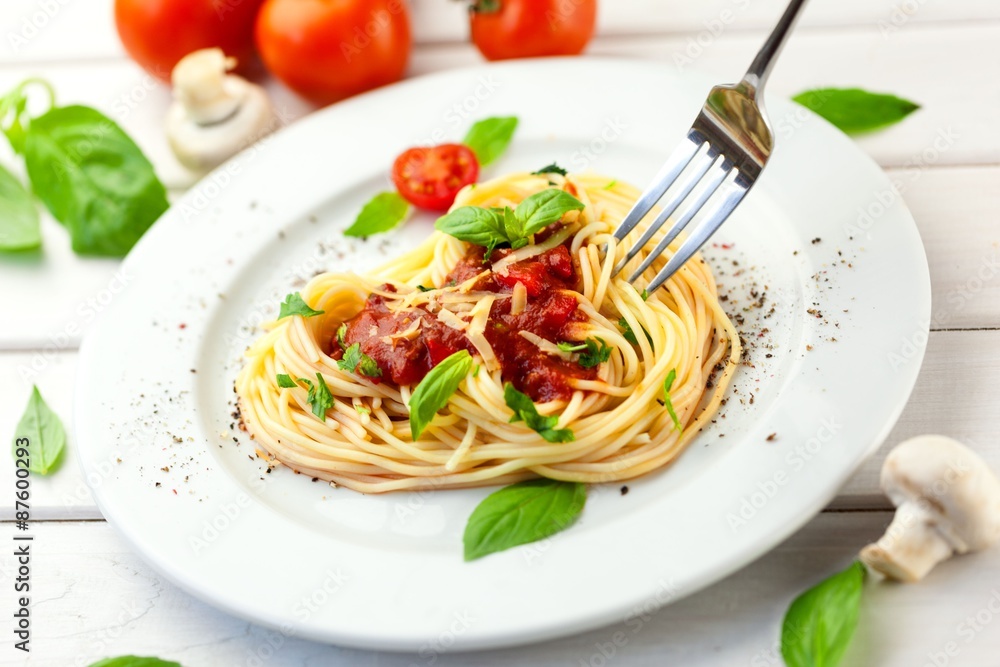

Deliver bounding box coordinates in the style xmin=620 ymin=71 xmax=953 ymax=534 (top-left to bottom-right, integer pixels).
xmin=491 ymin=225 xmax=576 ymax=274
xmin=467 ymin=296 xmax=498 ymax=370
xmin=518 ymin=331 xmax=572 ymax=360
xmin=511 ymin=282 xmax=527 ymax=315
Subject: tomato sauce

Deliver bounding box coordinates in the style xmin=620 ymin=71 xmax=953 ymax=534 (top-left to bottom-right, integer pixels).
xmin=337 ymin=243 xmax=597 ymax=401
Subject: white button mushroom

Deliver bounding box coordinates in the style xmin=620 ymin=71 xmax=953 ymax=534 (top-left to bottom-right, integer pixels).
xmin=860 ymin=435 xmax=1000 ymax=582
xmin=166 ymin=48 xmax=274 ymax=172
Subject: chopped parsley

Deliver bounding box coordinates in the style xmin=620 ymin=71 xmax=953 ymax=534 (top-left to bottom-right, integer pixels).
xmin=662 ymin=369 xmax=681 ymax=432
xmin=577 ymin=338 xmax=612 ymax=368
xmin=337 ymin=343 xmax=382 ymax=379
xmin=531 ymin=163 xmax=568 ymax=177
xmin=295 ymin=373 xmax=335 ymax=422
xmin=619 ymin=317 xmax=653 ymax=347
xmin=278 ymin=292 xmax=324 ymax=319
xmin=504 ymin=383 xmax=574 ymax=443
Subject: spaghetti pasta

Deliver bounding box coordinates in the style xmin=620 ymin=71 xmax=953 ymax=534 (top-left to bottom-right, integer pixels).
xmin=235 ymin=172 xmax=740 ymax=493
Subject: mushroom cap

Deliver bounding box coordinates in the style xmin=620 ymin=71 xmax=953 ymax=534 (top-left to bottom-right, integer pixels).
xmin=881 ymin=435 xmax=1000 ymax=552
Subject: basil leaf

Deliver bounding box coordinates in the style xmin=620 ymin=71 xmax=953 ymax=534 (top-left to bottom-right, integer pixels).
xmin=278 ymin=292 xmax=324 ymax=319
xmin=336 ymin=323 xmax=348 ymax=349
xmin=12 ymin=385 xmax=66 ymax=475
xmin=298 ymin=373 xmax=334 ymax=421
xmin=88 ymin=657 xmax=182 ymax=667
xmin=434 ymin=205 xmax=507 ymax=251
xmin=463 ymin=479 xmax=586 ymax=561
xmin=578 ymin=338 xmax=611 ymax=369
xmin=504 ymin=383 xmax=574 ymax=443
xmin=603 ymin=180 xmax=617 ymax=190
xmin=792 ymin=88 xmax=919 ymax=135
xmin=462 ymin=116 xmax=518 ymax=166
xmin=0 ymin=163 xmax=40 ymax=251
xmin=276 ymin=374 xmax=297 ymax=388
xmin=512 ymin=189 xmax=584 ymax=238
xmin=408 ymin=350 xmax=473 ymax=440
xmin=781 ymin=561 xmax=866 ymax=667
xmin=337 ymin=343 xmax=382 ymax=379
xmin=344 ymin=191 xmax=410 ymax=238
xmin=531 ymin=163 xmax=567 ymax=177
xmin=23 ymin=105 xmax=168 ymax=257
xmin=557 ymin=341 xmax=586 ymax=353
xmin=662 ymin=369 xmax=681 ymax=432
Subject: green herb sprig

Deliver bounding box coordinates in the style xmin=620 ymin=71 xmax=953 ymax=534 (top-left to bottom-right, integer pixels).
xmin=435 ymin=189 xmax=584 ymax=256
xmin=504 ymin=383 xmax=574 ymax=443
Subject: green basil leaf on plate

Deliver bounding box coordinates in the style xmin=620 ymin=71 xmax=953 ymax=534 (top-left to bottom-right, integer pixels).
xmin=463 ymin=478 xmax=587 ymax=561
xmin=87 ymin=657 xmax=182 ymax=667
xmin=276 ymin=373 xmax=298 ymax=388
xmin=409 ymin=350 xmax=473 ymax=439
xmin=781 ymin=560 xmax=867 ymax=667
xmin=278 ymin=292 xmax=324 ymax=319
xmin=12 ymin=385 xmax=66 ymax=475
xmin=23 ymin=105 xmax=169 ymax=257
xmin=0 ymin=163 xmax=41 ymax=252
xmin=344 ymin=191 xmax=410 ymax=238
xmin=462 ymin=116 xmax=519 ymax=166
xmin=792 ymin=88 xmax=919 ymax=135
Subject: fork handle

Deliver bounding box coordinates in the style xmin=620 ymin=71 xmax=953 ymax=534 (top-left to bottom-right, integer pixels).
xmin=744 ymin=0 xmax=810 ymax=89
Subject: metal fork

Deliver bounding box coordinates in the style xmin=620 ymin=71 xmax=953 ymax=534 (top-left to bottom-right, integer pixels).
xmin=611 ymin=0 xmax=809 ymax=293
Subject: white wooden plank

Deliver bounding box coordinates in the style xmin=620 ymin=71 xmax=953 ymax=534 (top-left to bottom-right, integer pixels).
xmin=835 ymin=329 xmax=1000 ymax=508
xmin=5 ymin=513 xmax=999 ymax=665
xmin=2 ymin=0 xmax=997 ymax=65
xmin=895 ymin=166 xmax=1000 ymax=331
xmin=4 ymin=329 xmax=998 ymax=518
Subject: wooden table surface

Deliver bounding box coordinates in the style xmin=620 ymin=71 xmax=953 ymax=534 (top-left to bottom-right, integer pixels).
xmin=1 ymin=0 xmax=999 ymax=665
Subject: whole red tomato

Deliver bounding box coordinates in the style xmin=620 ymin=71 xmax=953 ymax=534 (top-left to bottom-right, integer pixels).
xmin=115 ymin=0 xmax=264 ymax=81
xmin=255 ymin=0 xmax=412 ymax=106
xmin=469 ymin=0 xmax=597 ymax=61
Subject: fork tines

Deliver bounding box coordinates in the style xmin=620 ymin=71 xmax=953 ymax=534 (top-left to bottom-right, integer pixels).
xmin=611 ymin=130 xmax=751 ymax=294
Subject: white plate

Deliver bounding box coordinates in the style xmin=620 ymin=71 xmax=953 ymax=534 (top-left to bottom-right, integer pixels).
xmin=76 ymin=58 xmax=930 ymax=651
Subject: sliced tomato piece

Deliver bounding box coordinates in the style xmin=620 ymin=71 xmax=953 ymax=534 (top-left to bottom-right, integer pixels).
xmin=391 ymin=144 xmax=479 ymax=211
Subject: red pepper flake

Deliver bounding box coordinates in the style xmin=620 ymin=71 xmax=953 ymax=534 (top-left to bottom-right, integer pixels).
xmin=766 ymin=433 xmax=777 ymax=441
xmin=172 ymin=489 xmax=178 ymax=495
xmin=179 ymin=323 xmax=187 ymax=329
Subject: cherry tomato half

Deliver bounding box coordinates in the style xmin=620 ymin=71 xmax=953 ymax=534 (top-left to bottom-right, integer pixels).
xmin=391 ymin=144 xmax=480 ymax=211
xmin=469 ymin=0 xmax=597 ymax=61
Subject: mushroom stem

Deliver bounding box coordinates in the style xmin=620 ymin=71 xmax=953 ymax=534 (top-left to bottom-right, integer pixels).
xmin=858 ymin=435 xmax=1000 ymax=582
xmin=860 ymin=500 xmax=955 ymax=582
